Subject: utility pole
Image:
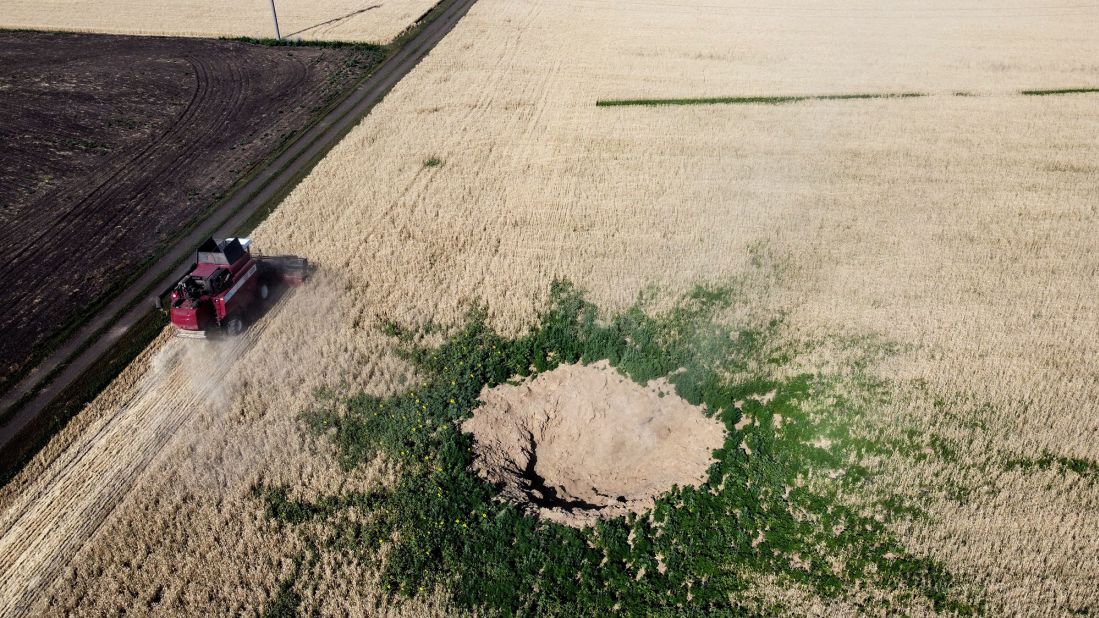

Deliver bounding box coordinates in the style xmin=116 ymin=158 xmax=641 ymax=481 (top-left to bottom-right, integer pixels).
xmin=268 ymin=0 xmax=282 ymax=40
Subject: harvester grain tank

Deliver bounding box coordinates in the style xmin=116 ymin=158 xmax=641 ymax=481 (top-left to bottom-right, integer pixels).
xmin=164 ymin=238 xmax=307 ymax=338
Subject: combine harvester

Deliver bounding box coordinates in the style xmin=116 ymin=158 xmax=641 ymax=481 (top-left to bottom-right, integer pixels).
xmin=160 ymin=237 xmax=308 ymax=338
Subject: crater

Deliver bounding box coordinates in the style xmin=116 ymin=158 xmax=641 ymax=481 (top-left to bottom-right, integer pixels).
xmin=461 ymin=360 xmax=726 ymax=528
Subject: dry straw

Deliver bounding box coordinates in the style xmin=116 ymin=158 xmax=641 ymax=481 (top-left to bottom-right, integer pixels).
xmin=2 ymin=0 xmax=1098 ymax=615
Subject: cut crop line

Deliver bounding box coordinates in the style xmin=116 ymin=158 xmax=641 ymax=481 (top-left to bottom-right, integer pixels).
xmin=596 ymin=87 xmax=1099 ymax=107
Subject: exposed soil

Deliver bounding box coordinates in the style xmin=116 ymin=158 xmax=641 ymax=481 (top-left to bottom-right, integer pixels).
xmin=462 ymin=361 xmax=726 ymax=528
xmin=0 ymin=31 xmax=380 ymax=394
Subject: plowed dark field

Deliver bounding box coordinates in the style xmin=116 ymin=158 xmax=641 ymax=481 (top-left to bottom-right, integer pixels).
xmin=0 ymin=31 xmax=382 ymax=394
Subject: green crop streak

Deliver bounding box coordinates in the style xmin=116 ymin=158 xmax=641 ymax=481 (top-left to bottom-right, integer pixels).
xmin=262 ymin=552 xmax=306 ymax=618
xmin=1019 ymin=87 xmax=1099 ymax=96
xmin=1004 ymin=450 xmax=1099 ymax=480
xmin=254 ymin=282 xmax=979 ymax=615
xmin=596 ymin=92 xmax=926 ymax=107
xmin=597 ymin=87 xmax=1099 ymax=108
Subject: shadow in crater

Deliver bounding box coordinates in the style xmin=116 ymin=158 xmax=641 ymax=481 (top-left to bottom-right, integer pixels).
xmin=517 ymin=431 xmax=603 ymax=512
xmin=285 ymin=4 xmax=383 ymax=38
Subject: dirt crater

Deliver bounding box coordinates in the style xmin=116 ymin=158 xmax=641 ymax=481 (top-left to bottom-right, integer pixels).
xmin=461 ymin=361 xmax=726 ymax=528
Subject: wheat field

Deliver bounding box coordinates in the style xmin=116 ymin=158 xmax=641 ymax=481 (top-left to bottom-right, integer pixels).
xmin=0 ymin=0 xmax=437 ymax=43
xmin=2 ymin=0 xmax=1098 ymax=615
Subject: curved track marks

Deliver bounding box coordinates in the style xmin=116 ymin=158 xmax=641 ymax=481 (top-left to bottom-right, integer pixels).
xmin=0 ymin=53 xmax=237 ymax=298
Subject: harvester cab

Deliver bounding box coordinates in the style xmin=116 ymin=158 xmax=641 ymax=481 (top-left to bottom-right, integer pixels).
xmin=163 ymin=237 xmax=308 ymax=338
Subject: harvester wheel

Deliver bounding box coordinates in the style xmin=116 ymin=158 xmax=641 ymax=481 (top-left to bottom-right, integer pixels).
xmin=225 ymin=315 xmax=245 ymax=336
xmin=259 ymin=283 xmax=270 ymax=301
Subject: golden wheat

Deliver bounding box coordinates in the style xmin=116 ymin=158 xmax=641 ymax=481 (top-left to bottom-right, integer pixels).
xmin=0 ymin=0 xmax=437 ymax=43
xmin=2 ymin=0 xmax=1098 ymax=615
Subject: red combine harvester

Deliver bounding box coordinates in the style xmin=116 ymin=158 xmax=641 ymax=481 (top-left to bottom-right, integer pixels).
xmin=163 ymin=237 xmax=307 ymax=338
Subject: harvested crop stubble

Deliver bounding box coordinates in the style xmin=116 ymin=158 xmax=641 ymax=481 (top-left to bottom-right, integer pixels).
xmin=3 ymin=0 xmax=1099 ymax=615
xmin=0 ymin=0 xmax=437 ymax=43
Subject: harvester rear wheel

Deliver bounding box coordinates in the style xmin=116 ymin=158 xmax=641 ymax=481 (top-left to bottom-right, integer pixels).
xmin=225 ymin=315 xmax=244 ymax=336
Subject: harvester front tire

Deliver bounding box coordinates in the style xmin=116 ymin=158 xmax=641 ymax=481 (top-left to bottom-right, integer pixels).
xmin=225 ymin=316 xmax=245 ymax=337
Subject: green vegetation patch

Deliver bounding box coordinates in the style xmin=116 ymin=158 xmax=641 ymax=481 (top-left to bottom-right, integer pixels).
xmin=224 ymin=36 xmax=387 ymax=52
xmin=1004 ymin=450 xmax=1099 ymax=481
xmin=1019 ymin=87 xmax=1099 ymax=96
xmin=596 ymin=92 xmax=926 ymax=107
xmin=598 ymin=87 xmax=1099 ymax=108
xmin=264 ymin=553 xmax=306 ymax=618
xmin=255 ymin=282 xmax=978 ymax=615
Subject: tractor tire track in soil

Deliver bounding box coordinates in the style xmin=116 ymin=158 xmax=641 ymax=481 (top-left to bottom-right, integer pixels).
xmin=0 ymin=0 xmax=478 ymax=613
xmin=0 ymin=53 xmax=212 ymax=252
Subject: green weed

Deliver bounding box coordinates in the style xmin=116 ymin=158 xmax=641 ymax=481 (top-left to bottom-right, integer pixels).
xmin=263 ymin=553 xmax=305 ymax=618
xmin=263 ymin=581 xmax=301 ymax=618
xmin=255 ymin=282 xmax=979 ymax=614
xmin=1004 ymin=450 xmax=1099 ymax=481
xmin=597 ymin=87 xmax=1099 ymax=108
xmin=596 ymin=92 xmax=926 ymax=107
xmin=107 ymin=117 xmax=138 ymax=130
xmin=1019 ymin=87 xmax=1099 ymax=96
xmin=225 ymin=36 xmax=386 ymax=52
xmin=59 ymin=137 xmax=112 ymax=152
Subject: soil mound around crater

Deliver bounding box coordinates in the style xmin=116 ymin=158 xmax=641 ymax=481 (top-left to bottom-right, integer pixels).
xmin=461 ymin=361 xmax=726 ymax=528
